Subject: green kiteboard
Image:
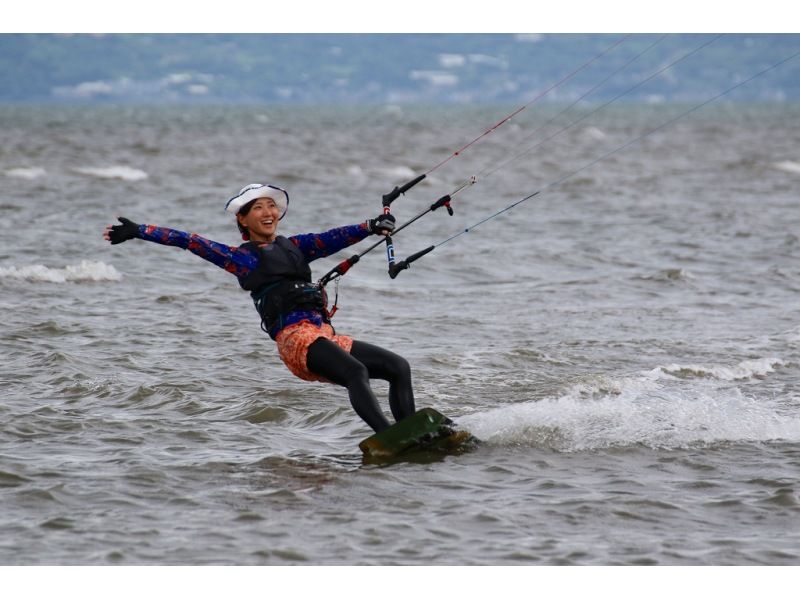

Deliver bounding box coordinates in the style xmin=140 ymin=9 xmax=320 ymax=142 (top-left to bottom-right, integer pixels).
xmin=359 ymin=408 xmax=477 ymax=460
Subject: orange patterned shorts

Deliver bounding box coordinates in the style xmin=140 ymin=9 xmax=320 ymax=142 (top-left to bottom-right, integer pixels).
xmin=274 ymin=321 xmax=354 ymax=383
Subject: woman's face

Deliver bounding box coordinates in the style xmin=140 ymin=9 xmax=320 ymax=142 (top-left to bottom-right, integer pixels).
xmin=237 ymin=197 xmax=281 ymax=243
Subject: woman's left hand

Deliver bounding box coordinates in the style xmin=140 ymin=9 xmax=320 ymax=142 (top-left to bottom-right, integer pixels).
xmin=367 ymin=213 xmax=396 ymax=236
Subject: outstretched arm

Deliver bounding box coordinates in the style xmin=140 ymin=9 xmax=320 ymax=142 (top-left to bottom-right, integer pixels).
xmin=104 ymin=217 xmax=258 ymax=278
xmin=290 ymin=215 xmax=396 ymax=262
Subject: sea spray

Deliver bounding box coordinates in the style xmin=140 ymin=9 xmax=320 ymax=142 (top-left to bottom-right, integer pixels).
xmin=462 ymin=358 xmax=800 ymax=451
xmin=72 ymin=166 xmax=148 ymax=181
xmin=0 ymin=261 xmax=123 ymax=283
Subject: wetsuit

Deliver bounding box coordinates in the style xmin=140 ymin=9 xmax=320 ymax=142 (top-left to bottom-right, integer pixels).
xmin=135 ymin=223 xmax=414 ymax=431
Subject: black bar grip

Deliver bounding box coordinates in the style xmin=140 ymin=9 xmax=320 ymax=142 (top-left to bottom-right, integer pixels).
xmin=382 ymin=174 xmax=426 ymax=207
xmin=388 ymin=245 xmax=435 ymax=279
xmin=398 ymin=173 xmax=426 ymax=195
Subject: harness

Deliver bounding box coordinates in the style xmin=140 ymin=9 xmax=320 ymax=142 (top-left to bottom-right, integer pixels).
xmin=239 ymin=237 xmax=328 ymax=337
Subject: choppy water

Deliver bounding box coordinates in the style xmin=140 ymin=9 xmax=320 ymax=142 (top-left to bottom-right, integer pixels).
xmin=1 ymin=102 xmax=799 ymax=565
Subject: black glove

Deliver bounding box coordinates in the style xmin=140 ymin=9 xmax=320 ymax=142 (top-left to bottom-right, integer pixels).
xmin=367 ymin=213 xmax=396 ymax=235
xmin=106 ymin=217 xmax=140 ymax=245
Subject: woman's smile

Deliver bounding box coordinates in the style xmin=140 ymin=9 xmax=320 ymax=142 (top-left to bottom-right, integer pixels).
xmin=239 ymin=198 xmax=281 ymax=242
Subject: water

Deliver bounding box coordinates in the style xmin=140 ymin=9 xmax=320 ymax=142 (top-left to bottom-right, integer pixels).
xmin=1 ymin=102 xmax=799 ymax=565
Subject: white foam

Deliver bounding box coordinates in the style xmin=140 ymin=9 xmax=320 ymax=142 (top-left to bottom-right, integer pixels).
xmin=581 ymin=126 xmax=606 ymax=141
xmin=346 ymin=164 xmax=365 ymax=179
xmin=461 ymin=358 xmax=798 ymax=451
xmin=4 ymin=167 xmax=47 ymax=179
xmin=658 ymin=357 xmax=784 ymax=381
xmin=784 ymin=326 xmax=800 ymax=344
xmin=464 ymin=387 xmax=800 ymax=451
xmin=73 ymin=166 xmax=148 ymax=181
xmin=561 ymin=372 xmax=663 ymax=400
xmin=380 ymin=165 xmax=417 ymax=180
xmin=772 ymin=160 xmax=800 ymax=175
xmin=0 ymin=260 xmax=122 ymax=283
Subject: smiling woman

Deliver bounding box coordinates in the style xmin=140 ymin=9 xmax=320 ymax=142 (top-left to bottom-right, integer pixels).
xmin=226 ymin=184 xmax=290 ymax=240
xmin=103 ymin=181 xmax=414 ymax=433
xmin=238 ymin=197 xmax=281 ymax=242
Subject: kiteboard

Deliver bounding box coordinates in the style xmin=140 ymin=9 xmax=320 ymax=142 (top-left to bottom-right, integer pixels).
xmin=359 ymin=407 xmax=477 ymax=460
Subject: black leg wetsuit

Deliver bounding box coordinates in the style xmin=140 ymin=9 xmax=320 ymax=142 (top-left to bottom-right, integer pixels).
xmin=306 ymin=338 xmax=416 ymax=432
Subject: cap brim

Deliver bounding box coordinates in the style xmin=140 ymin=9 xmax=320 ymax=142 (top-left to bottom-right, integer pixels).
xmin=225 ymin=185 xmax=289 ymax=219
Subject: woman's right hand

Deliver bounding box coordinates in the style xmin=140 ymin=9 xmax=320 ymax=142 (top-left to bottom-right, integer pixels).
xmin=104 ymin=217 xmax=140 ymax=245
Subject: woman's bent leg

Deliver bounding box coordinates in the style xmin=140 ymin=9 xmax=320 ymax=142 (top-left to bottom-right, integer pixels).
xmin=306 ymin=337 xmax=391 ymax=432
xmin=350 ymin=341 xmax=416 ymax=422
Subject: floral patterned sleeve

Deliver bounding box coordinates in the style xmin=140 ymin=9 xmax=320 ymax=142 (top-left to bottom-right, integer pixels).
xmin=289 ymin=223 xmax=371 ymax=262
xmin=137 ymin=224 xmax=258 ymax=279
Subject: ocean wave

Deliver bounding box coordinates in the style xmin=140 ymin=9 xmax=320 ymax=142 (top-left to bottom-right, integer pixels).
xmin=461 ymin=358 xmax=798 ymax=451
xmin=784 ymin=326 xmax=800 ymax=344
xmin=345 ymin=164 xmax=365 ymax=179
xmin=581 ymin=126 xmax=606 ymax=141
xmin=0 ymin=260 xmax=122 ymax=283
xmin=72 ymin=166 xmax=148 ymax=181
xmin=635 ymin=268 xmax=695 ymax=283
xmin=560 ymin=372 xmax=663 ymax=400
xmin=4 ymin=167 xmax=47 ymax=179
xmin=771 ymin=160 xmax=800 ymax=175
xmin=378 ymin=165 xmax=417 ymax=180
xmin=657 ymin=357 xmax=784 ymax=381
xmin=464 ymin=386 xmax=800 ymax=451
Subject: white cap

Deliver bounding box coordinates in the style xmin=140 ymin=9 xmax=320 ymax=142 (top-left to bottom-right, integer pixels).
xmin=225 ymin=183 xmax=289 ymax=219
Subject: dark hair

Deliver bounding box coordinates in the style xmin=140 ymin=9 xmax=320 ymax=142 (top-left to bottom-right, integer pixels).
xmin=236 ymin=199 xmax=258 ymax=241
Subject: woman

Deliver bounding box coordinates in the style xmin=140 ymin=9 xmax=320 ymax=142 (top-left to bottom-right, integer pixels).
xmin=104 ymin=183 xmax=415 ymax=432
